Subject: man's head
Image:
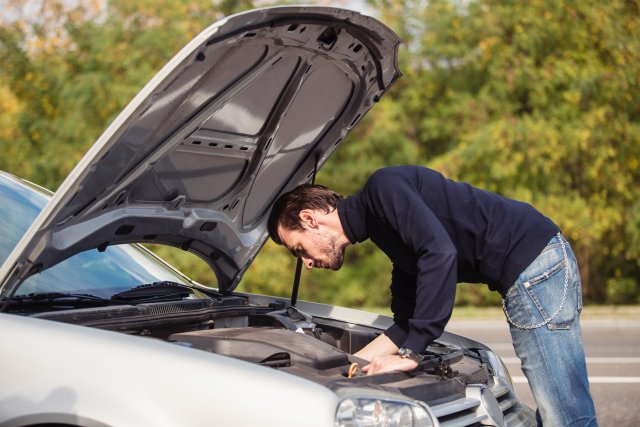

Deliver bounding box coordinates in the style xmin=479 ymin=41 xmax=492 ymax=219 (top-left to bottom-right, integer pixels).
xmin=267 ymin=184 xmax=348 ymax=270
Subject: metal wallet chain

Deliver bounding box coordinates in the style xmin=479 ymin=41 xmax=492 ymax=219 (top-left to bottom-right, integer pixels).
xmin=502 ymin=232 xmax=570 ymax=330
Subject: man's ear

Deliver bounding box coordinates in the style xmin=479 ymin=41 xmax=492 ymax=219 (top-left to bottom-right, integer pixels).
xmin=298 ymin=209 xmax=319 ymax=229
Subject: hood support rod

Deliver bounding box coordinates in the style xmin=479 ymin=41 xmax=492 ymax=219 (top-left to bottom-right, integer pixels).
xmin=290 ymin=154 xmax=319 ymax=308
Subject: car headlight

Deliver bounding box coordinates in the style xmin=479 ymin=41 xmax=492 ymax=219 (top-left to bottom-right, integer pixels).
xmin=484 ymin=349 xmax=515 ymax=391
xmin=335 ymin=396 xmax=435 ymax=427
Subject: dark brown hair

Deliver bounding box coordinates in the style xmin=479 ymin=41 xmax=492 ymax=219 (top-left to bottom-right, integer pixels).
xmin=267 ymin=184 xmax=343 ymax=245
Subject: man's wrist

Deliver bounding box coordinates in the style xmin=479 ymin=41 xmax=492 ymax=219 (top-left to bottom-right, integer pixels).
xmin=398 ymin=347 xmax=424 ymax=364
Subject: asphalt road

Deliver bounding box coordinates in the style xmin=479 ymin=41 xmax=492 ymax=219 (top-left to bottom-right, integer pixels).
xmin=445 ymin=315 xmax=640 ymax=427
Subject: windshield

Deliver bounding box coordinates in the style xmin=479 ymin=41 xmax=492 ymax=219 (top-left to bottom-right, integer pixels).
xmin=0 ymin=173 xmax=189 ymax=299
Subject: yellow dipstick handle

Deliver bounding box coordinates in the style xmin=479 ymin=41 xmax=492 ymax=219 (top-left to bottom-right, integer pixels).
xmin=348 ymin=362 xmax=360 ymax=378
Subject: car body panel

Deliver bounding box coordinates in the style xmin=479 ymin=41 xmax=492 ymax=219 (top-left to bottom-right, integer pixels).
xmin=0 ymin=6 xmax=402 ymax=297
xmin=0 ymin=313 xmax=338 ymax=427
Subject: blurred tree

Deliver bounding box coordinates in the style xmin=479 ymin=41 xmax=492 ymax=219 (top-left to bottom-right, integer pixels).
xmin=0 ymin=0 xmax=251 ymax=190
xmin=1 ymin=0 xmax=638 ymax=306
xmin=359 ymin=0 xmax=640 ymax=304
xmin=249 ymin=0 xmax=640 ymax=306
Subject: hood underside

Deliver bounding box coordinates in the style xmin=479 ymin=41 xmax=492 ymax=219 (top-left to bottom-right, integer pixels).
xmin=0 ymin=6 xmax=401 ymax=295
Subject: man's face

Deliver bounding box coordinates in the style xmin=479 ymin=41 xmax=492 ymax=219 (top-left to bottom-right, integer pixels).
xmin=278 ymin=224 xmax=345 ymax=270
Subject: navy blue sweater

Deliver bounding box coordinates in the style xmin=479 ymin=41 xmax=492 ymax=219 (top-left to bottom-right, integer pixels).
xmin=337 ymin=166 xmax=559 ymax=353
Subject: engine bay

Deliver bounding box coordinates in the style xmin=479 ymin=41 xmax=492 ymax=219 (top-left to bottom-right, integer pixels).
xmin=168 ymin=322 xmax=494 ymax=404
xmin=28 ymin=295 xmax=496 ymax=407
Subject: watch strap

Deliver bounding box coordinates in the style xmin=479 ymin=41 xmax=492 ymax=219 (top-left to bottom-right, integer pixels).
xmin=398 ymin=347 xmax=424 ymax=364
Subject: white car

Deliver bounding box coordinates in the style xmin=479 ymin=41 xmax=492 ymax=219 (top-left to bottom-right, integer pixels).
xmin=0 ymin=6 xmax=535 ymax=427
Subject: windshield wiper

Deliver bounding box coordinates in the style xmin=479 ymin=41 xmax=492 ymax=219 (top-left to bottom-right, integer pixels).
xmin=5 ymin=292 xmax=111 ymax=308
xmin=3 ymin=282 xmax=194 ymax=308
xmin=110 ymin=281 xmax=193 ymax=302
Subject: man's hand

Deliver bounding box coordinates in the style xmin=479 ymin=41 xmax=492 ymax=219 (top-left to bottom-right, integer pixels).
xmin=354 ymin=334 xmax=398 ymax=361
xmin=361 ymin=354 xmax=418 ymax=375
xmin=353 ymin=334 xmax=419 ymax=375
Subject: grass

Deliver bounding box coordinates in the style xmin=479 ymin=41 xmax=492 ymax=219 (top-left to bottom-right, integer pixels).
xmin=358 ymin=305 xmax=640 ymax=320
xmin=452 ymin=305 xmax=640 ymax=319
xmin=578 ymin=305 xmax=640 ymax=319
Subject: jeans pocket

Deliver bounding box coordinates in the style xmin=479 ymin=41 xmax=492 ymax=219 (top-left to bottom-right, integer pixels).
xmin=504 ymin=241 xmax=578 ymax=330
xmin=524 ymin=260 xmax=576 ymax=330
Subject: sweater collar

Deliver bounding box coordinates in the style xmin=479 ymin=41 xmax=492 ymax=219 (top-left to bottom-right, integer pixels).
xmin=337 ymin=195 xmax=368 ymax=244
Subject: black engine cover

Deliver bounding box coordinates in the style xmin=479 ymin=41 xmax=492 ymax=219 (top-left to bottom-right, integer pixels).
xmin=169 ymin=327 xmax=350 ymax=370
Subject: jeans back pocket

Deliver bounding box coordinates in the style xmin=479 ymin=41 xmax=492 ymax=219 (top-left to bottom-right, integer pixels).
xmin=504 ymin=238 xmax=579 ymax=330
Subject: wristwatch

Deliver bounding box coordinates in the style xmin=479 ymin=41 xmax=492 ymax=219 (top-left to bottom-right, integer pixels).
xmin=398 ymin=347 xmax=424 ymax=364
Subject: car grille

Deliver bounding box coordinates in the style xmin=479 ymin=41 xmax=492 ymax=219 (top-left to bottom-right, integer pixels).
xmin=430 ymin=380 xmax=532 ymax=426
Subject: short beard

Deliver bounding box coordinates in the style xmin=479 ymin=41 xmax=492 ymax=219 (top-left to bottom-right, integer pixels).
xmin=309 ymin=228 xmax=345 ymax=270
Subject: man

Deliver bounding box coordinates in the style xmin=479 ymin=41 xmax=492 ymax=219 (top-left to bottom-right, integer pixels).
xmin=267 ymin=165 xmax=597 ymax=426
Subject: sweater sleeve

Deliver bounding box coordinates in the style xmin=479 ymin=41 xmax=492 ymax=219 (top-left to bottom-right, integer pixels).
xmin=366 ymin=169 xmax=457 ymax=353
xmin=383 ymin=265 xmax=413 ymax=347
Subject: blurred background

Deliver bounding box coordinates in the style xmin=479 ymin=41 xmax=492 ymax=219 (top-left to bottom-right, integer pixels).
xmin=1 ymin=0 xmax=638 ymax=309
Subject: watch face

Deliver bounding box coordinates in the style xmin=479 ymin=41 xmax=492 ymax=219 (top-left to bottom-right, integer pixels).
xmin=399 ymin=347 xmax=423 ymax=363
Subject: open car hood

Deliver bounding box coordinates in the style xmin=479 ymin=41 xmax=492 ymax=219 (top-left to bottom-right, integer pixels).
xmin=0 ymin=6 xmax=401 ymax=295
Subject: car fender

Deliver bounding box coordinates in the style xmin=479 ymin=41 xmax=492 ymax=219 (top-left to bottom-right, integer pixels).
xmin=0 ymin=313 xmax=338 ymax=427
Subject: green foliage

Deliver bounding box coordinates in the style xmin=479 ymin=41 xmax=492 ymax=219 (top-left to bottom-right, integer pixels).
xmin=1 ymin=0 xmax=638 ymax=308
xmin=606 ymin=277 xmax=639 ymax=305
xmin=0 ymin=0 xmax=242 ymax=190
xmin=454 ymin=283 xmax=503 ymax=307
xmin=365 ymin=0 xmax=640 ymax=304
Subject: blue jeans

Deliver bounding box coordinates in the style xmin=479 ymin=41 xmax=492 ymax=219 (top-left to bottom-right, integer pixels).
xmin=503 ymin=234 xmax=598 ymax=427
